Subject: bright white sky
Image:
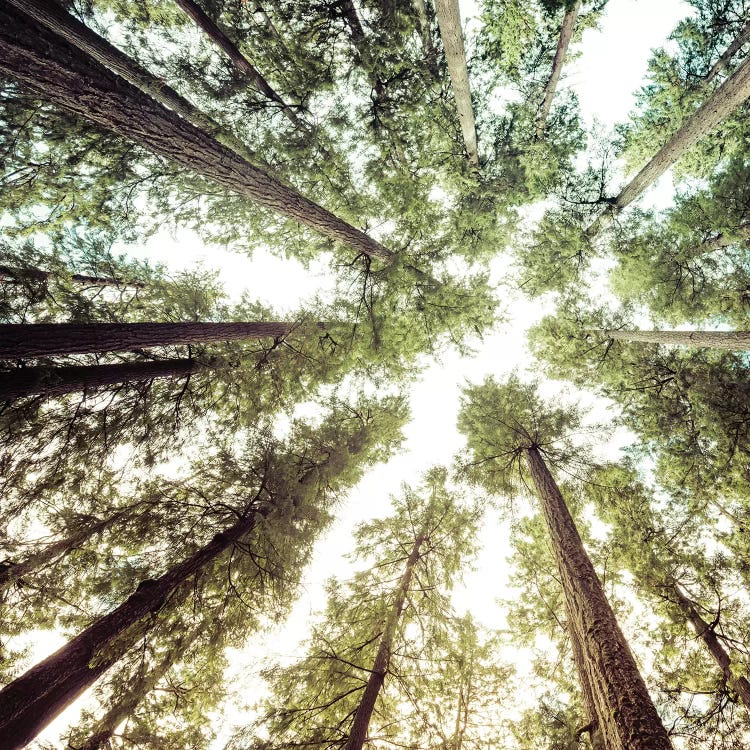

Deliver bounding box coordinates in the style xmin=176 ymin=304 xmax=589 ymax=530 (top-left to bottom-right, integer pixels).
xmin=27 ymin=0 xmax=693 ymax=746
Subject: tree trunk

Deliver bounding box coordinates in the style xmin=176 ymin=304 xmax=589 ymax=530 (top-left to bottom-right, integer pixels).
xmin=535 ymin=0 xmax=581 ymax=138
xmin=0 ymin=321 xmax=291 ymax=359
xmin=691 ymin=223 xmax=750 ymax=254
xmin=433 ymin=0 xmax=478 ymax=167
xmin=0 ymin=264 xmax=144 ymax=288
xmin=0 ymin=5 xmax=392 ymax=262
xmin=343 ymin=530 xmax=426 ymax=750
xmin=6 ymin=0 xmax=261 ymax=166
xmin=601 ymin=328 xmax=750 ymax=351
xmin=0 ymin=358 xmax=204 ymax=401
xmin=0 ymin=506 xmax=265 ymax=750
xmin=704 ymin=19 xmax=750 ymax=85
xmin=412 ymin=0 xmax=435 ymax=63
xmin=668 ymin=580 xmax=750 ymax=710
xmin=525 ymin=447 xmax=672 ymax=750
xmin=611 ymin=55 xmax=750 ymax=212
xmin=171 ymin=0 xmax=305 ymax=128
xmin=340 ymin=0 xmax=366 ymax=44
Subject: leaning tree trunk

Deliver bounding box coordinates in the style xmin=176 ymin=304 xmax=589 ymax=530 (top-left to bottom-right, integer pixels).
xmin=433 ymin=0 xmax=478 ymax=167
xmin=525 ymin=447 xmax=672 ymax=750
xmin=0 ymin=264 xmax=144 ymax=288
xmin=0 ymin=5 xmax=392 ymax=263
xmin=667 ymin=580 xmax=750 ymax=710
xmin=6 ymin=0 xmax=260 ymax=166
xmin=0 ymin=505 xmax=266 ymax=750
xmin=690 ymin=223 xmax=750 ymax=255
xmin=342 ymin=529 xmax=427 ymax=750
xmin=535 ymin=0 xmax=581 ymax=138
xmin=0 ymin=321 xmax=291 ymax=359
xmin=172 ymin=0 xmax=305 ymax=128
xmin=0 ymin=358 xmax=204 ymax=401
xmin=704 ymin=19 xmax=750 ymax=85
xmin=600 ymin=328 xmax=750 ymax=351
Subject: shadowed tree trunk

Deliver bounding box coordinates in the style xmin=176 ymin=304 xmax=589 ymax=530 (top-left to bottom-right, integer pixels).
xmin=0 ymin=358 xmax=204 ymax=401
xmin=342 ymin=528 xmax=427 ymax=750
xmin=0 ymin=505 xmax=267 ymax=750
xmin=0 ymin=322 xmax=291 ymax=359
xmin=0 ymin=264 xmax=144 ymax=288
xmin=0 ymin=5 xmax=392 ymax=262
xmin=433 ymin=0 xmax=478 ymax=166
xmin=525 ymin=447 xmax=672 ymax=750
xmin=6 ymin=0 xmax=259 ymax=165
xmin=171 ymin=0 xmax=305 ymax=128
xmin=600 ymin=328 xmax=750 ymax=351
xmin=704 ymin=19 xmax=750 ymax=85
xmin=535 ymin=0 xmax=581 ymax=138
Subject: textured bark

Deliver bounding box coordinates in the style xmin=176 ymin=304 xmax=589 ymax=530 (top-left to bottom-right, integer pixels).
xmin=0 ymin=508 xmax=264 ymax=750
xmin=7 ymin=0 xmax=259 ymax=165
xmin=535 ymin=0 xmax=581 ymax=138
xmin=172 ymin=0 xmax=305 ymax=128
xmin=601 ymin=328 xmax=750 ymax=351
xmin=0 ymin=264 xmax=144 ymax=288
xmin=704 ymin=20 xmax=750 ymax=85
xmin=612 ymin=55 xmax=750 ymax=212
xmin=0 ymin=321 xmax=291 ymax=359
xmin=668 ymin=581 xmax=750 ymax=710
xmin=0 ymin=6 xmax=392 ymax=262
xmin=525 ymin=447 xmax=672 ymax=750
xmin=433 ymin=0 xmax=478 ymax=166
xmin=0 ymin=358 xmax=203 ymax=401
xmin=691 ymin=223 xmax=750 ymax=254
xmin=343 ymin=531 xmax=426 ymax=750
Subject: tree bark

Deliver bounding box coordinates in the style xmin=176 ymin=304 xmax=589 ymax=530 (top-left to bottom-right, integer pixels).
xmin=0 ymin=506 xmax=265 ymax=750
xmin=690 ymin=223 xmax=750 ymax=255
xmin=535 ymin=0 xmax=581 ymax=138
xmin=525 ymin=447 xmax=672 ymax=750
xmin=668 ymin=580 xmax=750 ymax=710
xmin=412 ymin=0 xmax=435 ymax=62
xmin=704 ymin=19 xmax=750 ymax=85
xmin=6 ymin=0 xmax=261 ymax=166
xmin=433 ymin=0 xmax=478 ymax=166
xmin=0 ymin=5 xmax=392 ymax=262
xmin=0 ymin=321 xmax=291 ymax=359
xmin=611 ymin=55 xmax=750 ymax=212
xmin=340 ymin=0 xmax=366 ymax=44
xmin=0 ymin=264 xmax=144 ymax=288
xmin=343 ymin=530 xmax=426 ymax=750
xmin=600 ymin=328 xmax=750 ymax=351
xmin=0 ymin=358 xmax=204 ymax=401
xmin=171 ymin=0 xmax=305 ymax=128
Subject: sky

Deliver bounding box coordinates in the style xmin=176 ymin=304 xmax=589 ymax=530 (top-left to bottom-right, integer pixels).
xmin=25 ymin=0 xmax=693 ymax=746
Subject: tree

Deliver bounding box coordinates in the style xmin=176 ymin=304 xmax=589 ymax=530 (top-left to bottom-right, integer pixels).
xmin=458 ymin=375 xmax=673 ymax=750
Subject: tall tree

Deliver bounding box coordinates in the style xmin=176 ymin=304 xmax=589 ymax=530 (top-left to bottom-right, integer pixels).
xmin=458 ymin=375 xmax=673 ymax=750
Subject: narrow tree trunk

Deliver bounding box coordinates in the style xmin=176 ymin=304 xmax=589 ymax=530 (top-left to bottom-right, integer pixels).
xmin=171 ymin=0 xmax=305 ymax=128
xmin=343 ymin=530 xmax=426 ymax=750
xmin=525 ymin=447 xmax=672 ymax=750
xmin=0 ymin=5 xmax=392 ymax=262
xmin=611 ymin=55 xmax=750 ymax=212
xmin=691 ymin=223 xmax=750 ymax=254
xmin=433 ymin=0 xmax=479 ymax=167
xmin=668 ymin=581 xmax=750 ymax=709
xmin=704 ymin=19 xmax=750 ymax=85
xmin=0 ymin=264 xmax=144 ymax=288
xmin=0 ymin=505 xmax=266 ymax=750
xmin=412 ymin=0 xmax=435 ymax=62
xmin=535 ymin=0 xmax=581 ymax=138
xmin=0 ymin=358 xmax=203 ymax=401
xmin=0 ymin=321 xmax=291 ymax=359
xmin=601 ymin=328 xmax=750 ymax=351
xmin=6 ymin=0 xmax=261 ymax=166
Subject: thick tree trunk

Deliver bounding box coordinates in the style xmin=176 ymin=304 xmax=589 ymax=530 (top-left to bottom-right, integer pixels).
xmin=704 ymin=20 xmax=750 ymax=85
xmin=668 ymin=581 xmax=750 ymax=710
xmin=691 ymin=223 xmax=750 ymax=254
xmin=535 ymin=0 xmax=581 ymax=138
xmin=0 ymin=358 xmax=203 ymax=401
xmin=340 ymin=0 xmax=366 ymax=43
xmin=525 ymin=447 xmax=672 ymax=750
xmin=6 ymin=0 xmax=260 ymax=165
xmin=611 ymin=55 xmax=750 ymax=212
xmin=343 ymin=530 xmax=426 ymax=750
xmin=0 ymin=5 xmax=392 ymax=262
xmin=0 ymin=264 xmax=144 ymax=288
xmin=0 ymin=321 xmax=290 ymax=359
xmin=0 ymin=506 xmax=265 ymax=750
xmin=172 ymin=0 xmax=305 ymax=128
xmin=601 ymin=328 xmax=750 ymax=351
xmin=433 ymin=0 xmax=478 ymax=166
